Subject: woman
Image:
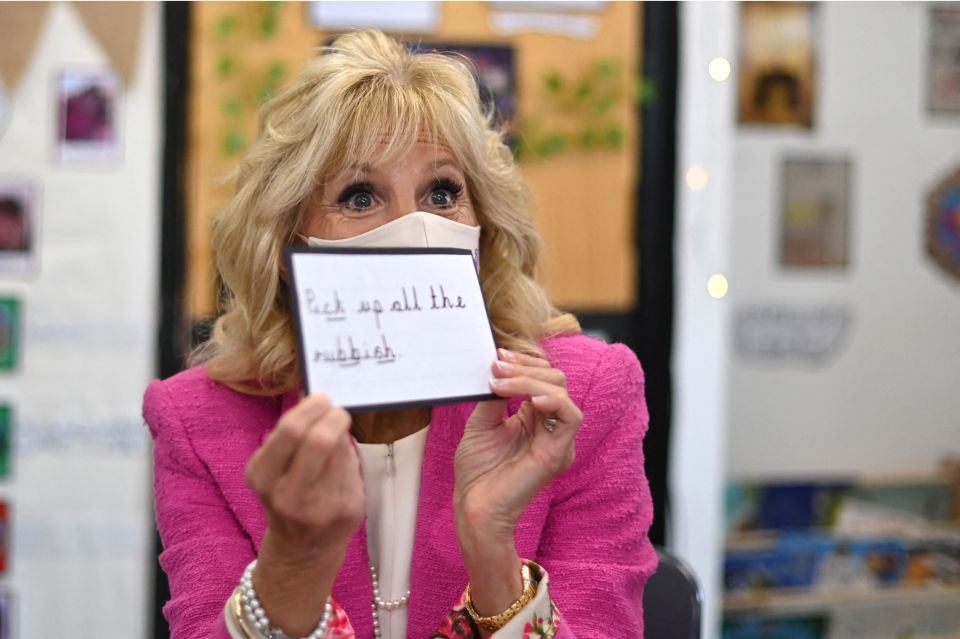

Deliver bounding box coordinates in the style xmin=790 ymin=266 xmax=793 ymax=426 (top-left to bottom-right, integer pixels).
xmin=144 ymin=29 xmax=655 ymax=639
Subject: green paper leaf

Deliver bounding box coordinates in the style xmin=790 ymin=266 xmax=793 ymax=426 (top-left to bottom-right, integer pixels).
xmin=217 ymin=56 xmax=237 ymax=78
xmin=215 ymin=15 xmax=238 ymax=37
xmin=223 ymin=131 xmax=246 ymax=155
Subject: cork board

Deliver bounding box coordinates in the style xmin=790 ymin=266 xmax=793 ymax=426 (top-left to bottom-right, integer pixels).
xmin=185 ymin=1 xmax=640 ymax=319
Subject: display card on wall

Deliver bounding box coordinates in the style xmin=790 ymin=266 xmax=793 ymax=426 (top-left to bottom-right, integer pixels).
xmin=734 ymin=304 xmax=852 ymax=365
xmin=737 ymin=2 xmax=817 ymax=128
xmin=55 ymin=70 xmax=122 ymax=165
xmin=306 ymin=1 xmax=439 ymax=33
xmin=781 ymin=157 xmax=851 ymax=268
xmin=927 ymin=6 xmax=960 ymax=115
xmin=0 ymin=180 xmax=37 ymax=275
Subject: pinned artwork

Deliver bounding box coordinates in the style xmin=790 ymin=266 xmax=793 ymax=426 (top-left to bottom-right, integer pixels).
xmin=55 ymin=70 xmax=121 ymax=164
xmin=928 ymin=6 xmax=960 ymax=115
xmin=414 ymin=43 xmax=518 ymax=145
xmin=0 ymin=298 xmax=19 ymax=372
xmin=926 ymin=166 xmax=960 ymax=283
xmin=0 ymin=179 xmax=37 ymax=275
xmin=286 ymin=248 xmax=498 ymax=410
xmin=781 ymin=157 xmax=851 ymax=268
xmin=737 ymin=2 xmax=817 ymax=128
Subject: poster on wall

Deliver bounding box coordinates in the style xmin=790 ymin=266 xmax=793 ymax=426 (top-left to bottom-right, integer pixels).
xmin=926 ymin=167 xmax=960 ymax=282
xmin=928 ymin=6 xmax=960 ymax=115
xmin=0 ymin=180 xmax=37 ymax=275
xmin=781 ymin=157 xmax=851 ymax=268
xmin=737 ymin=2 xmax=817 ymax=128
xmin=55 ymin=70 xmax=121 ymax=164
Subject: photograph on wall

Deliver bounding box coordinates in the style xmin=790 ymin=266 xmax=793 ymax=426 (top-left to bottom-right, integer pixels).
xmin=737 ymin=2 xmax=817 ymax=128
xmin=413 ymin=42 xmax=518 ymax=145
xmin=0 ymin=180 xmax=37 ymax=275
xmin=928 ymin=6 xmax=960 ymax=115
xmin=0 ymin=298 xmax=19 ymax=372
xmin=926 ymin=167 xmax=960 ymax=282
xmin=781 ymin=157 xmax=851 ymax=268
xmin=0 ymin=405 xmax=10 ymax=480
xmin=55 ymin=70 xmax=121 ymax=164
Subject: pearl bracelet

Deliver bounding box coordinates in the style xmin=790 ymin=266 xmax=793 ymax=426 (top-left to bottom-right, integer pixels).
xmin=237 ymin=560 xmax=333 ymax=639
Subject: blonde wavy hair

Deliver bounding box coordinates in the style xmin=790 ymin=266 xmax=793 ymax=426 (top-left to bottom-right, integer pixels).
xmin=194 ymin=29 xmax=579 ymax=395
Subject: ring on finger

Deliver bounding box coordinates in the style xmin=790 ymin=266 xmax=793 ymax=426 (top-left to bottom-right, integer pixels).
xmin=543 ymin=416 xmax=559 ymax=433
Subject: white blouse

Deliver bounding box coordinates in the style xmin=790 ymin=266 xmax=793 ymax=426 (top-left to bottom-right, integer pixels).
xmin=225 ymin=426 xmax=549 ymax=638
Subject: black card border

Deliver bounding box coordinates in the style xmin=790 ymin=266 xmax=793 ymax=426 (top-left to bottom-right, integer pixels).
xmin=284 ymin=246 xmax=499 ymax=412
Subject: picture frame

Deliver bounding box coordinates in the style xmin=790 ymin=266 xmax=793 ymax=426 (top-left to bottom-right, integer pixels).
xmin=927 ymin=5 xmax=960 ymax=115
xmin=780 ymin=156 xmax=851 ymax=268
xmin=55 ymin=70 xmax=122 ymax=164
xmin=737 ymin=2 xmax=817 ymax=128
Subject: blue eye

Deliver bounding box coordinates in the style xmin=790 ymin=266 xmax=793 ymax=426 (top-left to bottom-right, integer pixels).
xmin=337 ymin=182 xmax=376 ymax=212
xmin=430 ymin=189 xmax=454 ymax=208
xmin=429 ymin=179 xmax=464 ymax=209
xmin=347 ymin=191 xmax=374 ymax=210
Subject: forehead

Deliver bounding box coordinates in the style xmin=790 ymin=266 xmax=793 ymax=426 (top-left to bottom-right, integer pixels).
xmin=330 ymin=139 xmax=465 ymax=179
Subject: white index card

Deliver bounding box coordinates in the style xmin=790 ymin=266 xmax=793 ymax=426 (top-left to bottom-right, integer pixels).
xmin=287 ymin=248 xmax=498 ymax=411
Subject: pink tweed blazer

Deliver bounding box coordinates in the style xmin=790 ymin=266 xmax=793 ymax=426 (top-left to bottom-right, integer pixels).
xmin=143 ymin=333 xmax=657 ymax=638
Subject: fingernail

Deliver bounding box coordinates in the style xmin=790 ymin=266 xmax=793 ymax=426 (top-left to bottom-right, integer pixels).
xmin=490 ymin=378 xmax=507 ymax=388
xmin=494 ymin=360 xmax=514 ymax=373
xmin=532 ymin=395 xmax=548 ymax=403
xmin=498 ymin=348 xmax=516 ymax=361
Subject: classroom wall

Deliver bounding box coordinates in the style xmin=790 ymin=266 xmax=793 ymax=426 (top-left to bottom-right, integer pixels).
xmin=0 ymin=2 xmax=160 ymax=636
xmin=673 ymin=3 xmax=960 ymax=638
xmin=726 ymin=2 xmax=960 ymax=478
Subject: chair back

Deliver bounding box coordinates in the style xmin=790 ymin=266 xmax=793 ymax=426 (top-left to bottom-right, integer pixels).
xmin=642 ymin=548 xmax=702 ymax=639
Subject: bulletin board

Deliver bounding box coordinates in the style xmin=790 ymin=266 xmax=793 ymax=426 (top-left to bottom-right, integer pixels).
xmin=185 ymin=1 xmax=642 ymax=321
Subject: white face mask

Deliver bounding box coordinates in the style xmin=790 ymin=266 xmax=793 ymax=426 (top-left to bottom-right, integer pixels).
xmin=303 ymin=210 xmax=481 ymax=266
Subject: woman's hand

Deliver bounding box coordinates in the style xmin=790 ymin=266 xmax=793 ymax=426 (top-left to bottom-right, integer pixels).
xmin=454 ymin=348 xmax=583 ymax=618
xmin=243 ymin=393 xmax=365 ymax=636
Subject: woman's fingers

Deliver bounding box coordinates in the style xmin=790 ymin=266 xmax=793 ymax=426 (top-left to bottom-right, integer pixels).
xmin=285 ymin=406 xmax=353 ymax=492
xmin=246 ymin=393 xmax=334 ymax=494
xmin=497 ymin=348 xmax=549 ymax=368
xmin=492 ymin=358 xmax=566 ymax=390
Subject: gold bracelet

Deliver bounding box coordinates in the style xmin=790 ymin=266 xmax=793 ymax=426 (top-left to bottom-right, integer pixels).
xmin=231 ymin=587 xmax=257 ymax=639
xmin=464 ymin=563 xmax=535 ymax=632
